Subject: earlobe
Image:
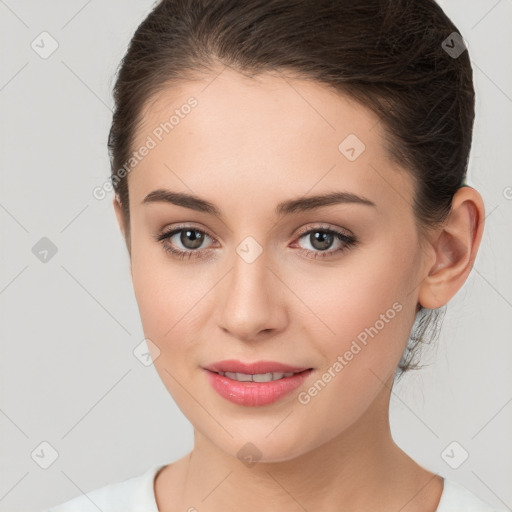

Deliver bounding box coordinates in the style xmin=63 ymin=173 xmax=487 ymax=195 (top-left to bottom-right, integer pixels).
xmin=418 ymin=186 xmax=485 ymax=309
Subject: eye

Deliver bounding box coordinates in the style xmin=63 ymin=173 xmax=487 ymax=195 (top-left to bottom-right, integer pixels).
xmin=154 ymin=223 xmax=358 ymax=261
xmin=292 ymin=224 xmax=358 ymax=259
xmin=153 ymin=224 xmax=216 ymax=260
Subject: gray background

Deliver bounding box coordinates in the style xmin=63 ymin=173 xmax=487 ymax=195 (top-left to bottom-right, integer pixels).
xmin=0 ymin=1 xmax=511 ymax=511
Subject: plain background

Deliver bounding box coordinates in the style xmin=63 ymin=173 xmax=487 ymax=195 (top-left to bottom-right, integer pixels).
xmin=0 ymin=1 xmax=511 ymax=511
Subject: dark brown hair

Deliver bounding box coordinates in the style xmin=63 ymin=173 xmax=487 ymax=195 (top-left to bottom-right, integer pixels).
xmin=108 ymin=0 xmax=475 ymax=379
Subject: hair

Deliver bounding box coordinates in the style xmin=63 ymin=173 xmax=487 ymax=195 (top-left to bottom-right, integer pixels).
xmin=107 ymin=0 xmax=475 ymax=380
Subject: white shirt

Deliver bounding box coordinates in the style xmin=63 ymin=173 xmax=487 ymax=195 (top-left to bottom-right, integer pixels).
xmin=44 ymin=464 xmax=507 ymax=512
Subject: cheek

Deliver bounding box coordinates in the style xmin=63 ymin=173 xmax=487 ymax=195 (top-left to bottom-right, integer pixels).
xmin=130 ymin=235 xmax=185 ymax=342
xmin=129 ymin=234 xmax=218 ymax=368
xmin=130 ymin=245 xmax=205 ymax=406
xmin=290 ymin=232 xmax=420 ymax=375
xmin=287 ymin=244 xmax=419 ymax=439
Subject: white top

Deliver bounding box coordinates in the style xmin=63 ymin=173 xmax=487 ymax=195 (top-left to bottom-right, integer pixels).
xmin=44 ymin=464 xmax=507 ymax=512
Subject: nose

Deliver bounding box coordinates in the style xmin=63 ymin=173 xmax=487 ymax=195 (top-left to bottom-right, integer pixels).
xmin=217 ymin=247 xmax=288 ymax=342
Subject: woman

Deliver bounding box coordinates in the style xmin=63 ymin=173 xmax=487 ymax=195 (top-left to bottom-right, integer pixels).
xmin=46 ymin=0 xmax=506 ymax=510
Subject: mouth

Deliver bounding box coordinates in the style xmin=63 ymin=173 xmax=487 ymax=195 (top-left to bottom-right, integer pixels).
xmin=202 ymin=360 xmax=314 ymax=406
xmin=208 ymin=369 xmax=310 ymax=382
xmin=203 ymin=359 xmax=312 ymax=376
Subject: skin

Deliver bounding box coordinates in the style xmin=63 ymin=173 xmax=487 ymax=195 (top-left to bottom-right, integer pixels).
xmin=113 ymin=66 xmax=485 ymax=512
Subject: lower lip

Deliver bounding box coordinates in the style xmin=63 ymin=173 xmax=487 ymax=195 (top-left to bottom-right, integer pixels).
xmin=204 ymin=369 xmax=313 ymax=406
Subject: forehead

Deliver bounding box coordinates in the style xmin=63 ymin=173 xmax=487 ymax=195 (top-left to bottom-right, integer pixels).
xmin=129 ymin=67 xmax=413 ymax=214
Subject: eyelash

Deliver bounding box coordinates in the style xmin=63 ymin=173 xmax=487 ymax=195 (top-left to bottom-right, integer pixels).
xmin=153 ymin=223 xmax=358 ymax=261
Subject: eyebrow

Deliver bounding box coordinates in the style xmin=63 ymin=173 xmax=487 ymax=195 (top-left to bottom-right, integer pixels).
xmin=141 ymin=189 xmax=376 ymax=217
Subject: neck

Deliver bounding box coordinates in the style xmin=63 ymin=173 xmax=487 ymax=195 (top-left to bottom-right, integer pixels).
xmin=156 ymin=380 xmax=443 ymax=512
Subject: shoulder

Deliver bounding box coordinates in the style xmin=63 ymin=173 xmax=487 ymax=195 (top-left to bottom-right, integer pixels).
xmin=437 ymin=479 xmax=508 ymax=512
xmin=43 ymin=464 xmax=166 ymax=512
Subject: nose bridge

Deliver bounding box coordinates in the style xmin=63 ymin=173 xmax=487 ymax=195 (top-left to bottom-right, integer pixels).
xmin=218 ymin=232 xmax=285 ymax=338
xmin=228 ymin=234 xmax=273 ymax=306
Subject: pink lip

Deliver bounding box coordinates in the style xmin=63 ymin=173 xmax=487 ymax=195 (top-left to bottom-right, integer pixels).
xmin=203 ymin=359 xmax=311 ymax=374
xmin=202 ymin=360 xmax=314 ymax=407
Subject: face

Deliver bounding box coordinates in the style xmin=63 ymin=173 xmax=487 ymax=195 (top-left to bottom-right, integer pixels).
xmin=117 ymin=67 xmax=431 ymax=462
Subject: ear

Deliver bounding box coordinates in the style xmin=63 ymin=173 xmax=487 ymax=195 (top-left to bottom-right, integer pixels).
xmin=112 ymin=195 xmax=132 ymax=274
xmin=113 ymin=194 xmax=126 ymax=238
xmin=418 ymin=186 xmax=485 ymax=309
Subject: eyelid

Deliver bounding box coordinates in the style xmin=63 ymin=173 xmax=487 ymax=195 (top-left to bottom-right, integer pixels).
xmin=156 ymin=222 xmax=353 ymax=243
xmin=155 ymin=221 xmax=357 ymax=260
xmin=294 ymin=222 xmax=354 ymax=238
xmin=155 ymin=222 xmax=217 ymax=243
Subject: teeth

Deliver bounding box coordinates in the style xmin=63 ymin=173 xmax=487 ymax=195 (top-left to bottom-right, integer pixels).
xmin=219 ymin=371 xmax=296 ymax=382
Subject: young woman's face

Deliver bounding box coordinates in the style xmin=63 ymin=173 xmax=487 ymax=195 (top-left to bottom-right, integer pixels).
xmin=120 ymin=67 xmax=432 ymax=461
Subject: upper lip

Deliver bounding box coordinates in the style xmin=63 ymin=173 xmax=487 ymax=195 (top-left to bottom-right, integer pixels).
xmin=203 ymin=360 xmax=312 ymax=374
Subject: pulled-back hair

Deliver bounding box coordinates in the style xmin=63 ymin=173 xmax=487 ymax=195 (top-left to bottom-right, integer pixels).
xmin=108 ymin=0 xmax=474 ymax=379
